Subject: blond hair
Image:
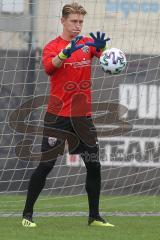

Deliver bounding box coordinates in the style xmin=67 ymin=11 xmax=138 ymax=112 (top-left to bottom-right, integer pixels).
xmin=62 ymin=2 xmax=87 ymax=18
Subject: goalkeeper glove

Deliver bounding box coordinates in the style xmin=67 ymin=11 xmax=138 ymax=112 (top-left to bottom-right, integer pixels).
xmin=85 ymin=31 xmax=110 ymax=52
xmin=58 ymin=36 xmax=84 ymax=60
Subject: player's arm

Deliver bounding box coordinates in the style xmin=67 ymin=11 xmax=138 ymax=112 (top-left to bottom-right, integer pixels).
xmin=52 ymin=35 xmax=84 ymax=68
xmin=42 ymin=44 xmax=59 ymax=75
xmin=42 ymin=36 xmax=84 ymax=75
xmin=52 ymin=55 xmax=64 ymax=68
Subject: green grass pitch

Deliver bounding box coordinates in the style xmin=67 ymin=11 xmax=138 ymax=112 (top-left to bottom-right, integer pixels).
xmin=0 ymin=195 xmax=160 ymax=240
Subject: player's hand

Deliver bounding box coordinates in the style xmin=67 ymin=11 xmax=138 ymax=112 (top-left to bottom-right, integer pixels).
xmin=86 ymin=32 xmax=110 ymax=52
xmin=58 ymin=36 xmax=84 ymax=60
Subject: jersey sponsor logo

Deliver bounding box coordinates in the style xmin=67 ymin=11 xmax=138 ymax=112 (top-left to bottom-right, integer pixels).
xmin=64 ymin=60 xmax=91 ymax=68
xmin=48 ymin=137 xmax=57 ymax=147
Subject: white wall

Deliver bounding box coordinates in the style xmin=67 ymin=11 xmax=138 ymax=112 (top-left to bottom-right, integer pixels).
xmin=29 ymin=0 xmax=160 ymax=54
xmin=0 ymin=0 xmax=160 ymax=54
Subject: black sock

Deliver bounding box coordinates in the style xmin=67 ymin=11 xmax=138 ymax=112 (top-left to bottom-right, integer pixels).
xmin=23 ymin=161 xmax=55 ymax=216
xmin=81 ymin=154 xmax=101 ymax=218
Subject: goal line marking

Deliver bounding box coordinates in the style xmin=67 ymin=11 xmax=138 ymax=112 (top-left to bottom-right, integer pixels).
xmin=1 ymin=212 xmax=160 ymax=217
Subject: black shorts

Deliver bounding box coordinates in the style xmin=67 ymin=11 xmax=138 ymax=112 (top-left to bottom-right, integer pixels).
xmin=41 ymin=112 xmax=99 ymax=161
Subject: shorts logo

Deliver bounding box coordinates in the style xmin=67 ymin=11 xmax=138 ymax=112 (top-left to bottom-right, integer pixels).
xmin=82 ymin=46 xmax=89 ymax=53
xmin=48 ymin=137 xmax=57 ymax=147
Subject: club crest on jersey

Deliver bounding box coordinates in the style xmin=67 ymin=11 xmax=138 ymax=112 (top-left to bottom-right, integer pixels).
xmin=82 ymin=46 xmax=89 ymax=53
xmin=48 ymin=137 xmax=57 ymax=147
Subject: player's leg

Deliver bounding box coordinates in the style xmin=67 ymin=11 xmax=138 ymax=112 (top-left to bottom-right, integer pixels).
xmin=22 ymin=112 xmax=67 ymax=227
xmin=72 ymin=116 xmax=114 ymax=227
xmin=81 ymin=152 xmax=101 ymax=219
xmin=81 ymin=153 xmax=114 ymax=227
xmin=22 ymin=160 xmax=56 ymax=227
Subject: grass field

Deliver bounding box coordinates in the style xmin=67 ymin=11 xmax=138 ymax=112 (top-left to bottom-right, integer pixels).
xmin=0 ymin=195 xmax=160 ymax=240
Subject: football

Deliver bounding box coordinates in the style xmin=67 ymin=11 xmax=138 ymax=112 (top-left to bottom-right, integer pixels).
xmin=100 ymin=48 xmax=127 ymax=74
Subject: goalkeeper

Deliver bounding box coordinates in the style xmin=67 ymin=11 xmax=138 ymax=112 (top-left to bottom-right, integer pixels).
xmin=22 ymin=2 xmax=114 ymax=228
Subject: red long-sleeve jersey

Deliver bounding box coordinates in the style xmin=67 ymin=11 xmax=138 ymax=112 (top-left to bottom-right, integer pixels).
xmin=42 ymin=36 xmax=101 ymax=117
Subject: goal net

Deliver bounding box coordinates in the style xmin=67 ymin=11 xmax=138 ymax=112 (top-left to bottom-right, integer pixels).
xmin=0 ymin=0 xmax=160 ymax=214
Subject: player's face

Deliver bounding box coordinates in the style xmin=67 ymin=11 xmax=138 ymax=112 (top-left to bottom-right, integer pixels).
xmin=61 ymin=14 xmax=84 ymax=38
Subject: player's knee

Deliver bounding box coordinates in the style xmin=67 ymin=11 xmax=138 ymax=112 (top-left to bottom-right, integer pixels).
xmin=34 ymin=160 xmax=56 ymax=177
xmin=39 ymin=160 xmax=56 ymax=170
xmin=86 ymin=161 xmax=101 ymax=177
